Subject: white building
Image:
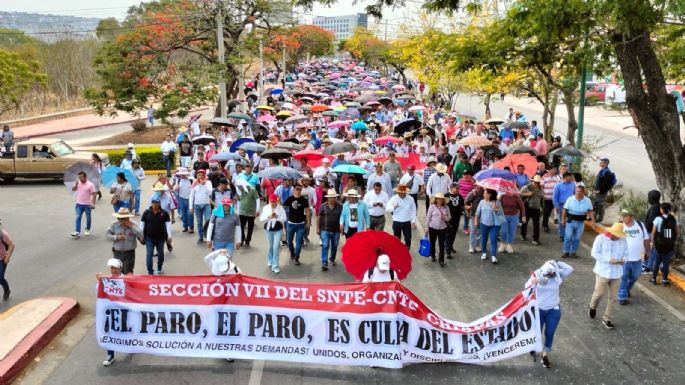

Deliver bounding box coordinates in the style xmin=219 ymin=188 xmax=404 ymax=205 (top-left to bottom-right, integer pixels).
xmin=312 ymin=13 xmax=368 ymax=42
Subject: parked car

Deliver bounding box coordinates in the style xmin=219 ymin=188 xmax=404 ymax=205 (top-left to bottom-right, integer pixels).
xmin=0 ymin=138 xmax=108 ymax=182
xmin=584 ymin=83 xmax=609 ymax=105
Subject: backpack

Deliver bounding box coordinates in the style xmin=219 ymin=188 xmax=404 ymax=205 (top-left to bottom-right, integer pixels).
xmin=654 ymin=215 xmax=677 ymax=253
xmin=368 ymin=267 xmax=394 ymax=281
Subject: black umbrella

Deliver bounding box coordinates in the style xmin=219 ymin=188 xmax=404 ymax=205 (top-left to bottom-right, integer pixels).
xmin=227 ymin=100 xmax=241 ymax=108
xmin=378 ymin=97 xmax=392 ymax=105
xmin=480 ymin=145 xmax=503 ymax=156
xmin=260 ymin=148 xmax=293 ymax=160
xmin=550 ymin=146 xmax=585 ymax=158
xmin=209 ymin=117 xmax=234 ymax=126
xmin=507 ymin=145 xmax=538 ymax=156
xmin=259 ymin=166 xmax=302 ymax=180
xmin=504 ymin=121 xmax=529 ymax=130
xmin=322 ymin=142 xmax=358 ymax=155
xmin=283 ymin=138 xmax=300 ymax=144
xmin=394 ymin=119 xmax=422 ymax=135
xmin=192 ymin=135 xmax=217 ymax=145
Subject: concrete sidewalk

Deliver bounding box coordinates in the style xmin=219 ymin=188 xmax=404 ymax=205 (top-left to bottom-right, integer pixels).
xmin=0 ymin=298 xmax=79 ymax=384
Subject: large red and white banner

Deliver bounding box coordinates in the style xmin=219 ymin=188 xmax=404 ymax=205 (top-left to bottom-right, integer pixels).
xmin=96 ymin=275 xmax=541 ymax=368
xmin=373 ymin=153 xmax=427 ymax=171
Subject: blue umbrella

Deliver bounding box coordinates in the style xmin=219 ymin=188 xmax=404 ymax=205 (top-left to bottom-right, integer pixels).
xmin=351 ymin=121 xmax=368 ymax=131
xmin=101 ymin=166 xmax=138 ymax=190
xmin=474 ymin=169 xmax=517 ymax=182
xmin=230 ymin=138 xmax=255 ymax=153
xmin=332 ymin=164 xmax=367 ymax=174
xmin=271 ymin=88 xmax=284 ymax=95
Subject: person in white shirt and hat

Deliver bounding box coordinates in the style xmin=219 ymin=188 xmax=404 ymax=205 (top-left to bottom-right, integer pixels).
xmin=525 ymin=259 xmax=574 ymax=369
xmin=362 ymin=254 xmax=400 ymax=283
xmin=588 ymin=222 xmax=628 ymax=330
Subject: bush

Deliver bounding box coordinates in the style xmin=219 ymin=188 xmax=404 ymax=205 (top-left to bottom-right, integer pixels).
xmin=131 ymin=120 xmax=147 ymax=132
xmin=103 ymin=146 xmax=174 ymax=170
xmin=619 ymin=191 xmax=649 ymax=222
xmin=585 ymin=95 xmax=600 ymax=106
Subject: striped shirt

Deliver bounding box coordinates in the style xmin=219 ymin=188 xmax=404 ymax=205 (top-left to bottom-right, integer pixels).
xmin=458 ymin=178 xmax=475 ymax=199
xmin=542 ymin=174 xmax=561 ymax=200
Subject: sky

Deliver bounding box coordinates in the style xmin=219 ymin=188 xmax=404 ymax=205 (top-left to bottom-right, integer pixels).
xmin=0 ymin=0 xmax=412 ymax=20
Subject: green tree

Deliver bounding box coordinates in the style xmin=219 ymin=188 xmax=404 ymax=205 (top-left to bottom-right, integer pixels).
xmin=0 ymin=49 xmax=47 ymax=115
xmin=95 ymin=18 xmax=122 ymax=41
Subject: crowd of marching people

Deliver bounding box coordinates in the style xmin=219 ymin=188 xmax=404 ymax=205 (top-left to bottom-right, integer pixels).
xmin=48 ymin=58 xmax=680 ymax=368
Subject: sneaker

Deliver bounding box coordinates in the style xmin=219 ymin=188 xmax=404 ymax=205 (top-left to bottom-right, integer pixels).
xmin=641 ymin=267 xmax=652 ymax=274
xmin=497 ymin=243 xmax=505 ymax=253
xmin=3 ymin=288 xmax=10 ymax=301
xmin=662 ymin=280 xmax=671 ymax=286
xmin=272 ymin=268 xmax=280 ymax=274
xmin=281 ymin=241 xmax=288 ymax=247
xmin=70 ymin=232 xmax=80 ymax=238
xmin=570 ymin=253 xmax=578 ymax=258
xmin=475 ymin=247 xmax=482 ymax=252
xmin=468 ymin=247 xmax=475 ymax=253
xmin=520 ymin=235 xmax=527 ymax=241
xmin=480 ymin=253 xmax=487 ymax=261
xmin=294 ymin=259 xmax=301 ymax=266
xmin=505 ymin=244 xmax=513 ymax=253
xmin=491 ymin=255 xmax=498 ymax=264
xmin=182 ymin=228 xmax=188 ymax=232
xmin=588 ymin=308 xmax=596 ymax=319
xmin=321 ymin=265 xmax=328 ymax=271
xmin=226 ymin=358 xmax=235 ymax=362
xmin=561 ymin=253 xmax=570 ymax=258
xmin=196 ymin=239 xmax=203 ymax=244
xmin=84 ymin=230 xmax=91 ymax=236
xmin=542 ymin=355 xmax=551 ymax=368
xmin=329 ymin=259 xmax=336 ymax=266
xmin=532 ymin=240 xmax=541 ymax=245
xmin=156 ymin=270 xmax=164 ymax=275
xmin=649 ymin=278 xmax=657 ymax=285
xmin=188 ymin=229 xmax=194 ymax=234
xmin=619 ymin=299 xmax=629 ymax=305
xmin=103 ymin=355 xmax=115 ymax=366
xmin=602 ymin=319 xmax=615 ymax=329
xmin=554 ymin=218 xmax=558 ymax=224
xmin=446 ymin=255 xmax=453 ymax=259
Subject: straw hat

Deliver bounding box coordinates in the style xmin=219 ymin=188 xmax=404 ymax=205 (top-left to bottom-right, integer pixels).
xmin=346 ymin=189 xmax=360 ymax=198
xmin=532 ymin=175 xmax=542 ymax=183
xmin=433 ymin=192 xmax=446 ymax=200
xmin=394 ymin=184 xmax=409 ymax=193
xmin=593 ymin=222 xmax=626 ymax=238
xmin=112 ymin=208 xmax=134 ymax=218
xmin=324 ymin=189 xmax=339 ymax=198
xmin=435 ymin=163 xmax=448 ymax=173
xmin=179 ymin=126 xmax=188 ymax=132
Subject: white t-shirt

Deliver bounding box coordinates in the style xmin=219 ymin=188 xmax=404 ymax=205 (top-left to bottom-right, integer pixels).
xmin=622 ymin=221 xmax=649 ymax=262
xmin=347 ymin=203 xmax=358 ymax=228
xmin=362 ymin=267 xmax=393 ymax=283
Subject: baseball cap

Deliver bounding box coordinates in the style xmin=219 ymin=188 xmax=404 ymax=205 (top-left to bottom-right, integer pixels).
xmin=268 ymin=194 xmax=278 ymax=202
xmin=107 ymin=258 xmax=123 ymax=268
xmin=377 ymin=254 xmax=390 ymax=271
xmin=599 ymin=157 xmax=610 ymax=164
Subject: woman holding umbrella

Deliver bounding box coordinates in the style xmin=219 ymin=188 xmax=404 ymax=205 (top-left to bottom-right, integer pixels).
xmin=474 ymin=189 xmax=504 ymax=264
xmin=110 ymin=172 xmax=134 ymax=213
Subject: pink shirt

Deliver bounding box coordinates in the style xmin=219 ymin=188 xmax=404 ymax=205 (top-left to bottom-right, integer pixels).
xmin=535 ymin=139 xmax=548 ymax=155
xmin=0 ymin=230 xmax=11 ymax=259
xmin=75 ymin=180 xmax=96 ymax=205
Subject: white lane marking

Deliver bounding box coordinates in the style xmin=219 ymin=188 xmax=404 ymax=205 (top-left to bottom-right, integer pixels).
xmin=248 ymin=359 xmax=265 ymax=385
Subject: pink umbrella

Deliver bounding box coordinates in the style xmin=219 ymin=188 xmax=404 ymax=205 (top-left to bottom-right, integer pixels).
xmin=257 ymin=115 xmax=275 ymax=122
xmin=363 ymin=76 xmax=374 ymax=82
xmin=476 ymin=178 xmax=520 ymax=194
xmin=392 ymin=84 xmax=406 ymax=91
xmin=328 ymin=120 xmax=351 ymax=128
xmin=295 ymin=122 xmax=312 ymax=130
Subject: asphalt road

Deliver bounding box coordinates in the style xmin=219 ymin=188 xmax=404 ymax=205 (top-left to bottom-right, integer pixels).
xmin=454 ymin=95 xmax=659 ymax=195
xmin=2 ymin=177 xmax=684 ymax=385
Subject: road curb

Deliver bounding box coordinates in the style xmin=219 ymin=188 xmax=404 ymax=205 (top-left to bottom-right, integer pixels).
xmin=0 ymin=298 xmax=79 ymax=384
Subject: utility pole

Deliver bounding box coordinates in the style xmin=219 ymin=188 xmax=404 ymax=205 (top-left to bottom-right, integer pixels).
xmin=576 ymin=32 xmax=590 ymax=149
xmin=282 ymin=45 xmax=286 ymax=86
xmin=216 ymin=9 xmax=227 ymax=118
xmin=259 ymin=40 xmax=264 ymax=103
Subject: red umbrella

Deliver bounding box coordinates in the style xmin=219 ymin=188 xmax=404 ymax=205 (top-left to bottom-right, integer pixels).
xmin=341 ymin=230 xmax=412 ymax=280
xmin=311 ymin=104 xmax=329 ymax=112
xmin=476 ymin=177 xmax=519 ymax=194
xmin=374 ymin=136 xmax=403 ymax=145
xmin=293 ymin=149 xmax=324 ymax=161
xmin=494 ymin=153 xmax=538 ymax=177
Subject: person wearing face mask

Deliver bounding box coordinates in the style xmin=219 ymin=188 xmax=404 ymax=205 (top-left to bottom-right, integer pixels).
xmin=525 ymin=260 xmax=573 ymax=369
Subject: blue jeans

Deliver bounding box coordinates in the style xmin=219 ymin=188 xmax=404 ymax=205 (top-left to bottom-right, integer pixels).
xmin=500 ymin=214 xmax=519 ymax=244
xmin=479 ymin=224 xmax=500 ymax=256
xmin=286 ymin=222 xmax=305 ymax=259
xmin=463 ymin=214 xmax=470 ymax=231
xmin=163 ymin=154 xmax=173 ymax=177
xmin=145 ymin=238 xmax=165 ymax=274
xmin=265 ymin=230 xmax=282 ymax=271
xmin=653 ymin=250 xmax=675 ymax=281
xmin=212 ymin=241 xmax=234 ymax=255
xmin=556 ymin=209 xmax=565 ymax=238
xmin=194 ymin=204 xmax=211 ymax=241
xmin=563 ymin=220 xmax=584 ymax=253
xmin=134 ymin=190 xmax=141 ymax=213
xmin=74 ymin=204 xmax=92 ymax=232
xmin=178 ymin=197 xmax=193 ymax=230
xmin=0 ymin=261 xmax=9 ymax=293
xmin=112 ymin=200 xmax=130 ymax=213
xmin=618 ymin=260 xmax=642 ymax=300
xmin=469 ymin=219 xmax=480 ymax=249
xmin=646 ymin=248 xmax=658 ymax=270
xmin=539 ymin=307 xmax=562 ymax=353
xmin=320 ymin=230 xmax=340 ymax=265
